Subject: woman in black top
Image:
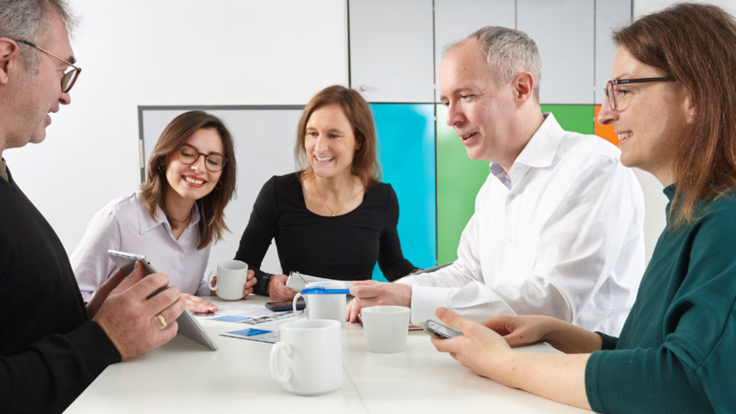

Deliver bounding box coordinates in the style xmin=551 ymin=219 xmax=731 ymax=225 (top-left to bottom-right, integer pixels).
xmin=235 ymin=85 xmax=416 ymax=300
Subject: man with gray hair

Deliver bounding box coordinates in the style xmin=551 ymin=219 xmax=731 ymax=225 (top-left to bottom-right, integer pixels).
xmin=0 ymin=1 xmax=185 ymax=412
xmin=348 ymin=26 xmax=645 ymax=336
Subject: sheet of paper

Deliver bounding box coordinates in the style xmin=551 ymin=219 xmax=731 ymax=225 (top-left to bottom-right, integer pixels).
xmin=285 ymin=272 xmax=357 ymax=292
xmin=195 ymin=301 xmax=303 ymax=326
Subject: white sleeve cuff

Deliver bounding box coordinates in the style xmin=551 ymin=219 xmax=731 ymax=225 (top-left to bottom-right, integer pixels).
xmin=410 ymin=286 xmax=450 ymax=325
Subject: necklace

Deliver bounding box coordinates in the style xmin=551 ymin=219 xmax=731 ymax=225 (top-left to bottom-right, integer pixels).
xmin=313 ymin=178 xmax=354 ymax=217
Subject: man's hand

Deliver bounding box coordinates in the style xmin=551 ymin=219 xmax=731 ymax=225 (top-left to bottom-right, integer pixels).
xmin=93 ymin=263 xmax=186 ymax=360
xmin=86 ymin=266 xmax=130 ymax=319
xmin=267 ymin=274 xmax=296 ymax=301
xmin=430 ymin=307 xmax=512 ymax=380
xmin=181 ymin=293 xmax=217 ymax=313
xmin=346 ymin=281 xmax=412 ymax=323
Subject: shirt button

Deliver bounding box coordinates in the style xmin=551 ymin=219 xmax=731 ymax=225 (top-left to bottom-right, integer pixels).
xmin=509 ymin=194 xmax=515 ymax=200
xmin=508 ymin=236 xmax=513 ymax=243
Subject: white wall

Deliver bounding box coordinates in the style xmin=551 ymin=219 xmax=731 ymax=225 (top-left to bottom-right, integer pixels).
xmin=6 ymin=0 xmax=735 ymax=269
xmin=3 ymin=0 xmax=348 ymax=257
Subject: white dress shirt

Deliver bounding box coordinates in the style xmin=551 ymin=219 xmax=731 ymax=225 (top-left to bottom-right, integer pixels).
xmin=71 ymin=191 xmax=211 ymax=302
xmin=399 ymin=113 xmax=645 ymax=335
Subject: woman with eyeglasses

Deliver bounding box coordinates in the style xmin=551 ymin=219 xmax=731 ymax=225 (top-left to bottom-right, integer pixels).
xmin=235 ymin=85 xmax=417 ymax=301
xmin=71 ymin=111 xmax=250 ymax=313
xmin=427 ymin=4 xmax=736 ymax=413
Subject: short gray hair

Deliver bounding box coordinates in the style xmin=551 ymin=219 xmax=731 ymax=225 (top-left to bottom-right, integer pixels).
xmin=445 ymin=26 xmax=542 ymax=101
xmin=0 ymin=0 xmax=76 ymax=73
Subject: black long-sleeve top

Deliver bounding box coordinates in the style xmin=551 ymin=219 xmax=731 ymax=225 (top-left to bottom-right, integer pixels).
xmin=0 ymin=167 xmax=121 ymax=414
xmin=235 ymin=173 xmax=416 ymax=295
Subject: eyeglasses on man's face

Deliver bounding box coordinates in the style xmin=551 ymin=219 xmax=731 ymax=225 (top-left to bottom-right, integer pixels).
xmin=176 ymin=143 xmax=229 ymax=172
xmin=11 ymin=38 xmax=81 ymax=93
xmin=605 ymin=77 xmax=675 ymax=111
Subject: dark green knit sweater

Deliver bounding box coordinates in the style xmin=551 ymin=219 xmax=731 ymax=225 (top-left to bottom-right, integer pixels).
xmin=585 ymin=185 xmax=736 ymax=413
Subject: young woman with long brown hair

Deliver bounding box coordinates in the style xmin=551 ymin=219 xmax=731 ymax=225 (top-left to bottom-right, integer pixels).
xmin=235 ymin=85 xmax=416 ymax=301
xmin=71 ymin=111 xmax=250 ymax=313
xmin=427 ymin=4 xmax=736 ymax=413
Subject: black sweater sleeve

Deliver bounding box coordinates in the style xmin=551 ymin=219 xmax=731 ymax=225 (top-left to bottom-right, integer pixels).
xmin=235 ymin=176 xmax=279 ymax=295
xmin=377 ymin=184 xmax=416 ymax=281
xmin=0 ymin=322 xmax=121 ymax=414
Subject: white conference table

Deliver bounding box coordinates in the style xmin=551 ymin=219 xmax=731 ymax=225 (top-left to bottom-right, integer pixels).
xmin=66 ymin=296 xmax=588 ymax=414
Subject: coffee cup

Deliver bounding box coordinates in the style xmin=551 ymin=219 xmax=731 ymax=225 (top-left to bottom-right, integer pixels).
xmin=270 ymin=319 xmax=342 ymax=396
xmin=361 ymin=306 xmax=411 ymax=353
xmin=292 ymin=281 xmax=346 ymax=324
xmin=207 ymin=260 xmax=248 ymax=300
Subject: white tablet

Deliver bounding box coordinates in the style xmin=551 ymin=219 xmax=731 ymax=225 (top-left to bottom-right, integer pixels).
xmin=107 ymin=250 xmax=219 ymax=351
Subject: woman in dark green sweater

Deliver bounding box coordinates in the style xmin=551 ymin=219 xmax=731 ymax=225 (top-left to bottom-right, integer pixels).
xmin=429 ymin=4 xmax=736 ymax=413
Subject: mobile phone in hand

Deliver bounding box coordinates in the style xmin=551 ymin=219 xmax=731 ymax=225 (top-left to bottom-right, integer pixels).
xmin=423 ymin=320 xmax=463 ymax=339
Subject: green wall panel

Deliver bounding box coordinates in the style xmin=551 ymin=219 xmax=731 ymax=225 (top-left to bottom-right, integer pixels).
xmin=540 ymin=105 xmax=595 ymax=135
xmin=436 ymin=104 xmax=490 ymax=264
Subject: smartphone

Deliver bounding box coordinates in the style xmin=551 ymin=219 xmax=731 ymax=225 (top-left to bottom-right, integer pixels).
xmin=265 ymin=300 xmax=306 ymax=312
xmin=423 ymin=320 xmax=463 ymax=339
xmin=107 ymin=250 xmax=167 ymax=299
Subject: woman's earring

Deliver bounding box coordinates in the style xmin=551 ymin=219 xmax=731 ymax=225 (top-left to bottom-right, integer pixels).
xmin=158 ymin=165 xmax=165 ymax=173
xmin=215 ymin=181 xmax=223 ymax=190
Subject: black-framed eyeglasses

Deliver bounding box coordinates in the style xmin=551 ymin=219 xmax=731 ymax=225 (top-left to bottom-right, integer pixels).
xmin=605 ymin=77 xmax=674 ymax=111
xmin=11 ymin=38 xmax=81 ymax=93
xmin=176 ymin=143 xmax=229 ymax=172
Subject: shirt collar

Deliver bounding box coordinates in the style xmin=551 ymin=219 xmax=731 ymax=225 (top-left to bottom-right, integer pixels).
xmin=488 ymin=113 xmax=564 ymax=188
xmin=512 ymin=112 xmax=565 ymax=169
xmin=136 ymin=192 xmax=200 ymax=234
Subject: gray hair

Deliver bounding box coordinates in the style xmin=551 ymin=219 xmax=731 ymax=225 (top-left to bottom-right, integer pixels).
xmin=0 ymin=0 xmax=76 ymax=73
xmin=445 ymin=26 xmax=542 ymax=101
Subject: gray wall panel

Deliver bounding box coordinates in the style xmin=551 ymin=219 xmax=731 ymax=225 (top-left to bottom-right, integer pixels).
xmin=518 ymin=0 xmax=595 ymax=104
xmin=141 ymin=108 xmax=302 ymax=280
xmin=434 ymin=0 xmax=516 ymax=102
xmin=349 ymin=0 xmax=434 ymax=103
xmin=595 ymin=0 xmax=632 ymax=104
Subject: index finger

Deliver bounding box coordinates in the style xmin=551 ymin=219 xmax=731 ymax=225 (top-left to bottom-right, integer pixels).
xmin=123 ymin=272 xmax=170 ymax=303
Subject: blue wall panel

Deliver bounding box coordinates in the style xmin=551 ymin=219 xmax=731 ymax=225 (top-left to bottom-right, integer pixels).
xmin=370 ymin=104 xmax=437 ymax=281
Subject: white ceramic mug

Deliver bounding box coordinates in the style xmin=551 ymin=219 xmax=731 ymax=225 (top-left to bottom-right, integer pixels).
xmin=361 ymin=306 xmax=411 ymax=353
xmin=291 ymin=281 xmax=346 ymax=324
xmin=269 ymin=319 xmax=343 ymax=396
xmin=207 ymin=260 xmax=248 ymax=300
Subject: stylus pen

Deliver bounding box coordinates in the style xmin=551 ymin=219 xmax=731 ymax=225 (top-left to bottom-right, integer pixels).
xmin=299 ymin=287 xmax=351 ymax=295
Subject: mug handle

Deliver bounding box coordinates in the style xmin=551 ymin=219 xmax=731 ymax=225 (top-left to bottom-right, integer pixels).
xmin=269 ymin=342 xmax=292 ymax=383
xmin=207 ymin=270 xmax=218 ymax=292
xmin=292 ymin=293 xmax=307 ymax=319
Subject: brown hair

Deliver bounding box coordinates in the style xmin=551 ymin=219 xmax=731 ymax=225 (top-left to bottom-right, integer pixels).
xmin=614 ymin=3 xmax=736 ymax=228
xmin=140 ymin=111 xmax=237 ymax=249
xmin=294 ymin=85 xmax=381 ymax=188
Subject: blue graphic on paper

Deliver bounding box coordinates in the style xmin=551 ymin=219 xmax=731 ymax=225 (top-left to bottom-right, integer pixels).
xmin=228 ymin=328 xmax=271 ymax=337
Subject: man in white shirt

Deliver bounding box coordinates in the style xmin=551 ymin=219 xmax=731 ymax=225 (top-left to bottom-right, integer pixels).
xmin=348 ymin=26 xmax=645 ymax=335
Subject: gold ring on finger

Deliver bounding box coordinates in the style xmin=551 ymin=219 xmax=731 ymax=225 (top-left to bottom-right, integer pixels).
xmin=156 ymin=313 xmax=168 ymax=329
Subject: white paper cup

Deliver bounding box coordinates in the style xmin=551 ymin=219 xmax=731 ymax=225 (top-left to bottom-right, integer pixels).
xmin=361 ymin=306 xmax=411 ymax=353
